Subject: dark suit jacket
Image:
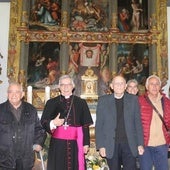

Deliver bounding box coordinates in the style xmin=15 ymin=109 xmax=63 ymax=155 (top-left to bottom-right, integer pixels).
xmin=95 ymin=92 xmax=144 ymax=159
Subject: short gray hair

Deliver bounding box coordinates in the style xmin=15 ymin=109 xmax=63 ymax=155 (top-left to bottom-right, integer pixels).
xmin=127 ymin=79 xmax=138 ymax=87
xmin=8 ymin=82 xmax=23 ymax=92
xmin=145 ymin=75 xmax=161 ymax=88
xmin=58 ymin=74 xmax=75 ymax=88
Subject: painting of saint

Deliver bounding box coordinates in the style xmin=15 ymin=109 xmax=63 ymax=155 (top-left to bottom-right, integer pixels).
xmin=29 ymin=0 xmax=61 ymax=29
xmin=27 ymin=42 xmax=60 ymax=89
xmin=117 ymin=43 xmax=149 ymax=84
xmin=118 ymin=0 xmax=148 ymax=32
xmin=70 ymin=0 xmax=109 ymax=31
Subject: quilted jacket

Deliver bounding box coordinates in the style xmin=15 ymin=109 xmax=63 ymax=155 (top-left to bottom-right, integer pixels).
xmin=138 ymin=93 xmax=170 ymax=146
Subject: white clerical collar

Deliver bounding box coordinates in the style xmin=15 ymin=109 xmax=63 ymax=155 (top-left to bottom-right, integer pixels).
xmin=114 ymin=93 xmax=124 ymax=99
xmin=64 ymin=95 xmax=73 ymax=99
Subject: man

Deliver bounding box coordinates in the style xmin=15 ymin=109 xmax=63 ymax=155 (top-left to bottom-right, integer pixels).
xmin=0 ymin=82 xmax=46 ymax=170
xmin=138 ymin=75 xmax=170 ymax=170
xmin=95 ymin=75 xmax=144 ymax=170
xmin=126 ymin=79 xmax=139 ymax=95
xmin=41 ymin=74 xmax=93 ymax=170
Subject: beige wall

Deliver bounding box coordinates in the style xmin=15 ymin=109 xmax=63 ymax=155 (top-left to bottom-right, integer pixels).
xmin=0 ymin=2 xmax=10 ymax=103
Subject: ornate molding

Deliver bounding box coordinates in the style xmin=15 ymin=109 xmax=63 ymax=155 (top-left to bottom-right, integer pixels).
xmin=7 ymin=0 xmax=168 ymax=89
xmin=17 ymin=27 xmax=159 ymax=44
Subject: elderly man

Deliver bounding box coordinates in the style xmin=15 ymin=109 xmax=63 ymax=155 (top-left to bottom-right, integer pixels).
xmin=41 ymin=74 xmax=93 ymax=170
xmin=95 ymin=75 xmax=144 ymax=170
xmin=0 ymin=82 xmax=46 ymax=170
xmin=138 ymin=75 xmax=170 ymax=170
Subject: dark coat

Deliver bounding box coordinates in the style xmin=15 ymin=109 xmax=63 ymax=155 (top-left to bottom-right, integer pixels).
xmin=0 ymin=100 xmax=46 ymax=169
xmin=95 ymin=93 xmax=144 ymax=159
xmin=41 ymin=95 xmax=93 ymax=170
xmin=41 ymin=95 xmax=93 ymax=145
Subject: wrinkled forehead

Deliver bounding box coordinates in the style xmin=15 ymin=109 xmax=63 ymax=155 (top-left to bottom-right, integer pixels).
xmin=148 ymin=77 xmax=161 ymax=85
xmin=113 ymin=76 xmax=126 ymax=84
xmin=60 ymin=77 xmax=72 ymax=83
xmin=128 ymin=82 xmax=137 ymax=86
xmin=8 ymin=84 xmax=22 ymax=92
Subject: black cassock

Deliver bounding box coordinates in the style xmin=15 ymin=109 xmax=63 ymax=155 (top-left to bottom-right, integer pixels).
xmin=41 ymin=95 xmax=93 ymax=170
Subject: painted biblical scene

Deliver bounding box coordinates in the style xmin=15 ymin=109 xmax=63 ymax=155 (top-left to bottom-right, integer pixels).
xmin=118 ymin=0 xmax=148 ymax=32
xmin=117 ymin=43 xmax=149 ymax=86
xmin=27 ymin=42 xmax=60 ymax=89
xmin=67 ymin=43 xmax=111 ymax=97
xmin=70 ymin=0 xmax=109 ymax=32
xmin=29 ymin=0 xmax=61 ymax=30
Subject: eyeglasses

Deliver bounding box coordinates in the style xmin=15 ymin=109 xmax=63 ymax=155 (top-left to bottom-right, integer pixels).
xmin=60 ymin=83 xmax=72 ymax=87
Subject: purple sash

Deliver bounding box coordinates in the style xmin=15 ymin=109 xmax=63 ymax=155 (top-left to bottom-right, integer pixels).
xmin=52 ymin=126 xmax=84 ymax=170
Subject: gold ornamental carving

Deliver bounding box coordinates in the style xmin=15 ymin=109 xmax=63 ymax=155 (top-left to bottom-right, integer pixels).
xmin=7 ymin=0 xmax=168 ymax=107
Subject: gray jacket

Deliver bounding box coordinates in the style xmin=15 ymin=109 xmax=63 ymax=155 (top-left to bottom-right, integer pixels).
xmin=95 ymin=93 xmax=144 ymax=159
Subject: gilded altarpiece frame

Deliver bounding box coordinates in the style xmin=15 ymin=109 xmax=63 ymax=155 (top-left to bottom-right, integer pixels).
xmin=7 ymin=0 xmax=168 ymax=168
xmin=8 ymin=0 xmax=168 ymax=93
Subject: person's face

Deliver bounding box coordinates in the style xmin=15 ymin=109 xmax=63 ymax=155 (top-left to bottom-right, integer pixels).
xmin=8 ymin=84 xmax=24 ymax=107
xmin=86 ymin=50 xmax=93 ymax=58
xmin=101 ymin=69 xmax=110 ymax=82
xmin=126 ymin=82 xmax=138 ymax=95
xmin=146 ymin=77 xmax=161 ymax=97
xmin=110 ymin=76 xmax=126 ymax=95
xmin=59 ymin=78 xmax=74 ymax=97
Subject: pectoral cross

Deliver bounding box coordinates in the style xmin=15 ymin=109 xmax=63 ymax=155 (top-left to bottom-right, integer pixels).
xmin=63 ymin=121 xmax=69 ymax=130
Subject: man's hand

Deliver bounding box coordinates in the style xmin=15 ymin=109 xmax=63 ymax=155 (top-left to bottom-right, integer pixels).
xmin=52 ymin=113 xmax=64 ymax=126
xmin=33 ymin=144 xmax=42 ymax=152
xmin=84 ymin=145 xmax=89 ymax=154
xmin=138 ymin=145 xmax=144 ymax=155
xmin=99 ymin=147 xmax=106 ymax=157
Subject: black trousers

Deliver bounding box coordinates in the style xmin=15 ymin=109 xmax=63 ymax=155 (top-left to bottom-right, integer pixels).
xmin=107 ymin=142 xmax=137 ymax=170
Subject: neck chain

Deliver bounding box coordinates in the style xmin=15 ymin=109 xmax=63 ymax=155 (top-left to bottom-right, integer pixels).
xmin=63 ymin=95 xmax=74 ymax=129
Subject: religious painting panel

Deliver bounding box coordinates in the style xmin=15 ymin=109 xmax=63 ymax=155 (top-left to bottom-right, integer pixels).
xmin=70 ymin=0 xmax=109 ymax=32
xmin=29 ymin=0 xmax=61 ymax=30
xmin=117 ymin=43 xmax=149 ymax=94
xmin=68 ymin=42 xmax=110 ymax=98
xmin=7 ymin=0 xmax=168 ymax=110
xmin=118 ymin=0 xmax=148 ymax=32
xmin=27 ymin=42 xmax=60 ymax=89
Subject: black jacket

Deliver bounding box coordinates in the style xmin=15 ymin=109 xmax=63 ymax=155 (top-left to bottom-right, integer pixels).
xmin=0 ymin=100 xmax=46 ymax=169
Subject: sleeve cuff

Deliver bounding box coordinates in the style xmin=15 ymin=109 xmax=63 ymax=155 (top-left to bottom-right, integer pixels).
xmin=50 ymin=120 xmax=57 ymax=130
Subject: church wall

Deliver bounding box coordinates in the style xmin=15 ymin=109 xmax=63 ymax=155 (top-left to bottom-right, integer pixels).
xmin=0 ymin=2 xmax=10 ymax=103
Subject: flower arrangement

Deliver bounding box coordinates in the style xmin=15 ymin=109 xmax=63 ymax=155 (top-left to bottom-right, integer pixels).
xmin=86 ymin=155 xmax=109 ymax=170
